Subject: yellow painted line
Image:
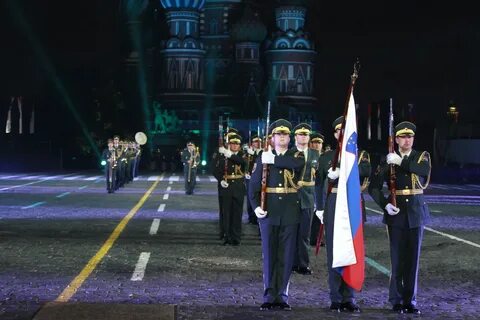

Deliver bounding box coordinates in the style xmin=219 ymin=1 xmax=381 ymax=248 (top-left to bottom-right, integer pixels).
xmin=54 ymin=178 xmax=160 ymax=303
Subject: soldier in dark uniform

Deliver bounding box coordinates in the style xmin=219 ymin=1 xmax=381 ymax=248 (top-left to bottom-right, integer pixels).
xmin=102 ymin=139 xmax=116 ymax=193
xmin=309 ymin=132 xmax=326 ymax=246
xmin=112 ymin=135 xmax=123 ymax=190
xmin=316 ymin=116 xmax=371 ymax=313
xmin=212 ymin=128 xmax=239 ymax=240
xmin=213 ymin=133 xmax=246 ymax=245
xmin=248 ymin=119 xmax=305 ymax=311
xmin=244 ymin=133 xmax=261 ymax=225
xmin=291 ymin=123 xmax=320 ymax=275
xmin=368 ymin=121 xmax=431 ymax=314
xmin=181 ymin=142 xmax=200 ymax=195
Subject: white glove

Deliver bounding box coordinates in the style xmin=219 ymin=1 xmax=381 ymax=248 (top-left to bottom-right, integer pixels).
xmin=247 ymin=147 xmax=255 ymax=155
xmin=385 ymin=203 xmax=400 ymax=215
xmin=261 ymin=146 xmax=275 ymax=164
xmin=245 ymin=173 xmax=251 ymax=180
xmin=254 ymin=207 xmax=267 ymax=219
xmin=218 ymin=146 xmax=226 ymax=154
xmin=386 ymin=153 xmax=402 ymax=166
xmin=315 ymin=210 xmax=324 ymax=224
xmin=327 ymin=167 xmax=340 ymax=180
xmin=220 ymin=180 xmax=229 ymax=188
xmin=223 ymin=149 xmax=232 ymax=158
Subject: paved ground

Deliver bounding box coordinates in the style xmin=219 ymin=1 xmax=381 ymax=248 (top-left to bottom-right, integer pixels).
xmin=0 ymin=171 xmax=479 ymax=319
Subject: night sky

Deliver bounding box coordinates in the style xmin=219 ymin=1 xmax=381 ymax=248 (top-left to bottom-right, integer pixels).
xmin=0 ymin=0 xmax=478 ymax=130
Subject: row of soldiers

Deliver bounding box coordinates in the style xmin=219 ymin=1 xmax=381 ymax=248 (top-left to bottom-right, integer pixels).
xmin=101 ymin=135 xmax=142 ymax=193
xmin=208 ymin=117 xmax=431 ymax=314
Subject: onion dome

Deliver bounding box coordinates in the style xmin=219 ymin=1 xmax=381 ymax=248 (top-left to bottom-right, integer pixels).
xmin=160 ymin=0 xmax=206 ymax=10
xmin=231 ymin=6 xmax=267 ymax=43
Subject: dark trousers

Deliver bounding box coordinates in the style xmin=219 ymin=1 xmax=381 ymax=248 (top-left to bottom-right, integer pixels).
xmin=245 ymin=179 xmax=257 ymax=224
xmin=387 ymin=226 xmax=424 ymax=306
xmin=259 ymin=221 xmax=298 ymax=304
xmin=184 ymin=166 xmax=197 ymax=194
xmin=221 ymin=195 xmax=244 ymax=242
xmin=294 ymin=207 xmax=313 ymax=268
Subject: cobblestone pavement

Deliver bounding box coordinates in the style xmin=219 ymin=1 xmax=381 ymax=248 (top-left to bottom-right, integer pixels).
xmin=0 ymin=172 xmax=479 ymax=319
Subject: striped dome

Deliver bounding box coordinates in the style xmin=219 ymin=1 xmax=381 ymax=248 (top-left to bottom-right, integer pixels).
xmin=160 ymin=0 xmax=206 ymax=10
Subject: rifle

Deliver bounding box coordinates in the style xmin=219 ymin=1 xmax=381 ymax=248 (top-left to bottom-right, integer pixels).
xmin=388 ymin=98 xmax=397 ymax=206
xmin=260 ymin=101 xmax=271 ymax=211
xmin=223 ymin=117 xmax=230 ymax=182
xmin=315 ymin=59 xmax=360 ymax=255
xmin=257 ymin=117 xmax=262 ymax=149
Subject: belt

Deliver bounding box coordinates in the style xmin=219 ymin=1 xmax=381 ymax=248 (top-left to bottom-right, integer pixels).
xmin=266 ymin=187 xmax=297 ymax=194
xmin=224 ymin=175 xmax=244 ymax=180
xmin=297 ymin=181 xmax=315 ymax=187
xmin=395 ymin=189 xmax=423 ymax=196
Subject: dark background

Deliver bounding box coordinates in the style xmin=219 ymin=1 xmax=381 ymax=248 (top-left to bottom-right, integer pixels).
xmin=0 ymin=0 xmax=478 ymax=172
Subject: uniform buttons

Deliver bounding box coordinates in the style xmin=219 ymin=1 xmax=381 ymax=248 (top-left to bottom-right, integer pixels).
xmin=279 ymin=170 xmax=283 ymax=174
xmin=406 ymin=199 xmax=409 ymax=202
xmin=278 ymin=183 xmax=282 ymax=186
xmin=279 ymin=197 xmax=282 ymax=200
xmin=405 ymin=186 xmax=409 ymax=189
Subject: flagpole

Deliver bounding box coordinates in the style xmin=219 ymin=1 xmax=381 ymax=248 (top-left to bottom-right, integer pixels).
xmin=315 ymin=59 xmax=360 ymax=255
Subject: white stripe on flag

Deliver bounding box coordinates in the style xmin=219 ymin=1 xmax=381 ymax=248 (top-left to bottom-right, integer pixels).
xmin=332 ymin=91 xmax=358 ymax=268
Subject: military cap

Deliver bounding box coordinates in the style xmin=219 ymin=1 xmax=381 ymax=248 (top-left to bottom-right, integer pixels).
xmin=225 ymin=127 xmax=239 ymax=139
xmin=186 ymin=141 xmax=195 ymax=146
xmin=332 ymin=116 xmax=344 ymax=131
xmin=228 ymin=133 xmax=242 ymax=144
xmin=310 ymin=132 xmax=324 ymax=143
xmin=395 ymin=121 xmax=416 ymax=137
xmin=269 ymin=119 xmax=292 ymax=135
xmin=251 ymin=132 xmax=261 ymax=142
xmin=293 ymin=123 xmax=312 ymax=135
xmin=113 ymin=135 xmax=120 ymax=139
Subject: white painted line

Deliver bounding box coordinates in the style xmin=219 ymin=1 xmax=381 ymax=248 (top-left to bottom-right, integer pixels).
xmin=85 ymin=176 xmax=101 ymax=181
xmin=78 ymin=185 xmax=88 ymax=190
xmin=365 ymin=257 xmax=391 ymax=277
xmin=56 ymin=192 xmax=71 ymax=198
xmin=19 ymin=175 xmax=44 ymax=180
xmin=159 ymin=175 xmax=165 ymax=181
xmin=431 ymin=209 xmax=442 ymax=213
xmin=209 ymin=176 xmax=217 ymax=182
xmin=196 ymin=176 xmax=200 ymax=182
xmin=131 ymin=252 xmax=151 ymax=281
xmin=63 ymin=175 xmax=84 ymax=180
xmin=0 ymin=175 xmax=22 ymax=179
xmin=166 ymin=186 xmax=171 ymax=192
xmin=0 ymin=173 xmax=80 ymax=191
xmin=169 ymin=181 xmax=173 ymax=185
xmin=163 ymin=194 xmax=169 ymax=200
xmin=366 ymin=206 xmax=480 ymax=249
xmin=168 ymin=175 xmax=179 ymax=182
xmin=22 ymin=201 xmax=47 ymax=209
xmin=148 ymin=176 xmax=160 ymax=181
xmin=158 ymin=204 xmax=166 ymax=212
xmin=149 ymin=219 xmax=161 ymax=235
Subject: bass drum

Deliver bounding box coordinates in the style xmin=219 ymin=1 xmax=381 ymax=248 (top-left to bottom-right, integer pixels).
xmin=135 ymin=132 xmax=147 ymax=145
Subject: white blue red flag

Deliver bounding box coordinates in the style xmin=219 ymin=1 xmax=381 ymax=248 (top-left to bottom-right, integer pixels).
xmin=332 ymin=90 xmax=365 ymax=291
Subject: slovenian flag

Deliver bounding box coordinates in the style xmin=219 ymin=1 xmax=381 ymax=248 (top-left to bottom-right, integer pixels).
xmin=332 ymin=90 xmax=365 ymax=291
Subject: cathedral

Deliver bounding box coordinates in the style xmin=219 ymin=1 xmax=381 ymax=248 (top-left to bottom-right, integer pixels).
xmin=121 ymin=0 xmax=318 ymax=155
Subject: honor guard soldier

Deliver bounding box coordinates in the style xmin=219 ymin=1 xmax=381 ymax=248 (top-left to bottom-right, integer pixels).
xmin=368 ymin=121 xmax=431 ymax=314
xmin=212 ymin=128 xmax=240 ymax=240
xmin=112 ymin=135 xmax=123 ymax=190
xmin=248 ymin=119 xmax=305 ymax=311
xmin=309 ymin=132 xmax=326 ymax=245
xmin=315 ymin=116 xmax=371 ymax=313
xmin=214 ymin=133 xmax=246 ymax=245
xmin=244 ymin=133 xmax=262 ymax=225
xmin=102 ymin=139 xmax=116 ymax=193
xmin=291 ymin=123 xmax=320 ymax=275
xmin=181 ymin=141 xmax=200 ymax=195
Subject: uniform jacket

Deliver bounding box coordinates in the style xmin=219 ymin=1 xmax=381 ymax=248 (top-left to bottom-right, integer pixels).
xmin=291 ymin=146 xmax=320 ymax=209
xmin=316 ymin=148 xmax=371 ymax=210
xmin=213 ymin=151 xmax=247 ymax=198
xmin=181 ymin=148 xmax=200 ymax=167
xmin=368 ymin=149 xmax=431 ymax=228
xmin=248 ymin=149 xmax=305 ymax=225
